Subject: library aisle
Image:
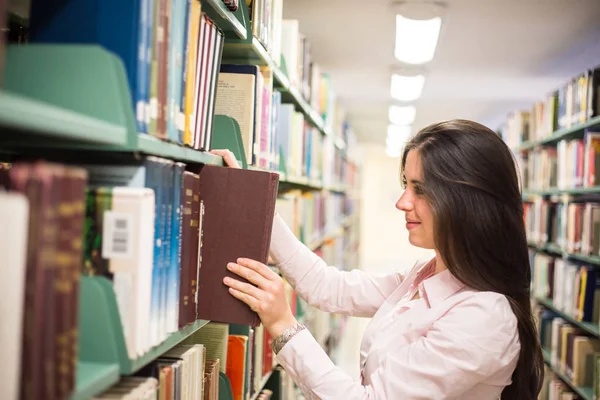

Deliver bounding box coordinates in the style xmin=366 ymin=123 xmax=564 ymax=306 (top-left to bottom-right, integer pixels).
xmin=1 ymin=0 xmax=600 ymax=399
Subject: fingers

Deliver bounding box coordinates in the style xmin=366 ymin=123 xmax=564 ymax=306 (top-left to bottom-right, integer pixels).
xmin=223 ymin=276 xmax=263 ymax=300
xmin=236 ymin=258 xmax=279 ymax=281
xmin=227 ymin=262 xmax=272 ymax=289
xmin=227 ymin=287 xmax=259 ymax=312
xmin=209 ymin=149 xmax=240 ymax=169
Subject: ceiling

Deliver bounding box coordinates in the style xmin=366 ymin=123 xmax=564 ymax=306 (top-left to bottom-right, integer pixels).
xmin=283 ymin=0 xmax=600 ymax=144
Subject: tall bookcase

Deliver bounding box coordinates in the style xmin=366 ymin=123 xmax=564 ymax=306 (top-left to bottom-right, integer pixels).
xmin=0 ymin=0 xmax=362 ymax=399
xmin=501 ymin=67 xmax=600 ymax=400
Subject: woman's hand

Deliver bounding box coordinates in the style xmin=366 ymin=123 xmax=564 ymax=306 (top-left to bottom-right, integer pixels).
xmin=223 ymin=258 xmax=297 ymax=339
xmin=209 ymin=149 xmax=240 ymax=169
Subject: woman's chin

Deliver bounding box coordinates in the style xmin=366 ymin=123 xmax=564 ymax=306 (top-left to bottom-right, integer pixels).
xmin=408 ymin=234 xmax=434 ymax=250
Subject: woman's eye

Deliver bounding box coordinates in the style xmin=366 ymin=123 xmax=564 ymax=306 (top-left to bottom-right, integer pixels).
xmin=414 ymin=186 xmax=424 ymax=195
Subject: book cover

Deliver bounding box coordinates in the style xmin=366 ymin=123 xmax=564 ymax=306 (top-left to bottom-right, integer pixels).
xmin=196 ymin=166 xmax=278 ymax=326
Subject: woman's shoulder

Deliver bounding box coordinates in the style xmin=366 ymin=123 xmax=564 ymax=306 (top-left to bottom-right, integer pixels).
xmin=447 ymin=289 xmax=520 ymax=338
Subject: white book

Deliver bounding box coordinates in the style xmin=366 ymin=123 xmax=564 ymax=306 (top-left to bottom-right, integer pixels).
xmin=104 ymin=187 xmax=156 ymax=358
xmin=0 ymin=192 xmax=29 ymax=400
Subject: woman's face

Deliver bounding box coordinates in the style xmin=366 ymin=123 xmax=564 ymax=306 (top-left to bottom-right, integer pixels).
xmin=395 ymin=150 xmax=435 ymax=249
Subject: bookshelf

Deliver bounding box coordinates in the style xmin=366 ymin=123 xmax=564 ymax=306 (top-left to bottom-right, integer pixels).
xmin=516 ymin=115 xmax=600 ymax=152
xmin=0 ymin=90 xmax=128 ymax=146
xmin=0 ymin=0 xmax=361 ymax=399
xmin=501 ymin=64 xmax=600 ymax=399
xmin=534 ymin=297 xmax=600 ymax=338
xmin=542 ymin=348 xmax=594 ymax=400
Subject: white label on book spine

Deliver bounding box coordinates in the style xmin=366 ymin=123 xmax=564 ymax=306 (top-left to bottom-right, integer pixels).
xmin=102 ymin=211 xmax=134 ymax=259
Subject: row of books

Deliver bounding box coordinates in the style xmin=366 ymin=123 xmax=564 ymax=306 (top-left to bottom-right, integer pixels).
xmin=29 ymin=0 xmax=225 ymax=149
xmin=215 ymin=63 xmax=356 ymax=186
xmin=245 ymin=4 xmax=354 ymax=150
xmin=0 ymin=157 xmax=283 ymax=400
xmin=524 ymin=199 xmax=600 ymax=256
xmin=502 ymin=66 xmax=600 ymax=148
xmin=243 ymin=1 xmax=339 ymax=132
xmin=520 ymin=132 xmax=600 ymax=191
xmin=535 ymin=303 xmax=600 ymax=399
xmin=1 ymin=1 xmax=363 ymax=187
xmin=530 ymin=251 xmax=599 ymax=325
xmin=275 ymin=190 xmax=352 ymax=248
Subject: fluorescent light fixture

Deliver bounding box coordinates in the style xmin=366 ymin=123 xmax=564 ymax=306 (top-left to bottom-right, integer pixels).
xmin=385 ymin=125 xmax=412 ymax=158
xmin=387 ymin=125 xmax=412 ymax=146
xmin=389 ymin=105 xmax=416 ymax=125
xmin=391 ymin=74 xmax=425 ymax=102
xmin=395 ymin=15 xmax=441 ymax=64
xmin=386 ymin=145 xmax=403 ymax=158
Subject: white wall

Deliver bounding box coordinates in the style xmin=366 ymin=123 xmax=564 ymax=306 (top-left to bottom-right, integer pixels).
xmin=336 ymin=143 xmax=434 ymax=377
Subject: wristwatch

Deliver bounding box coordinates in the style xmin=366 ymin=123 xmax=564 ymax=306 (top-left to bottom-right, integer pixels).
xmin=271 ymin=322 xmax=306 ymax=355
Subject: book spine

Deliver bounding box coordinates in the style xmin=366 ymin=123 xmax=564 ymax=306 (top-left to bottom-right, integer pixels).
xmin=10 ymin=164 xmax=55 ymax=400
xmin=148 ymin=0 xmax=161 ymax=136
xmin=145 ymin=161 xmax=162 ymax=345
xmin=184 ymin=0 xmax=201 ymax=146
xmin=178 ymin=172 xmax=194 ymax=328
xmin=69 ymin=169 xmax=87 ymax=394
xmin=159 ymin=160 xmax=173 ymax=340
xmin=137 ymin=0 xmax=149 ymax=134
xmin=191 ymin=174 xmax=201 ymax=323
xmin=156 ymin=0 xmax=170 ymax=139
xmin=168 ymin=163 xmax=184 ymax=332
xmin=179 ymin=0 xmax=191 ymax=145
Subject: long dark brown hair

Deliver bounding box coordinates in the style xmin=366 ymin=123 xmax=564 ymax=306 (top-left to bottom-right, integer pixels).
xmin=401 ymin=119 xmax=543 ymax=399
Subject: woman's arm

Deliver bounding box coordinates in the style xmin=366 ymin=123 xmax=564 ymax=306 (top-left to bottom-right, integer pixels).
xmin=210 ymin=148 xmax=405 ymax=318
xmin=271 ymin=213 xmax=403 ymax=318
xmin=277 ymin=294 xmax=520 ymax=400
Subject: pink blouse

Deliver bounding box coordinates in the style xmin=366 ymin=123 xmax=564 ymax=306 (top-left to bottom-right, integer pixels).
xmin=269 ymin=215 xmax=521 ymax=400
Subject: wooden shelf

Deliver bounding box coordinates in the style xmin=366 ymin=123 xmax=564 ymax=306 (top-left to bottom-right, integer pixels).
xmin=516 ymin=115 xmax=600 ymax=152
xmin=542 ymin=348 xmax=594 ymax=400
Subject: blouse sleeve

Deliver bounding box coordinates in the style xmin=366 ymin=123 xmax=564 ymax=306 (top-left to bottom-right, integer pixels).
xmin=270 ymin=214 xmax=404 ymax=318
xmin=275 ymin=293 xmax=521 ymax=399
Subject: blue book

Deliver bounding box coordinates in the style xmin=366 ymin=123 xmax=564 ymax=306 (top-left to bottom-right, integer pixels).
xmin=159 ymin=160 xmax=174 ymax=339
xmin=144 ymin=0 xmax=156 ymax=132
xmin=167 ymin=0 xmax=187 ymax=143
xmin=168 ymin=163 xmax=184 ymax=332
xmin=277 ymin=104 xmax=294 ymax=175
xmin=29 ymin=0 xmax=148 ymax=134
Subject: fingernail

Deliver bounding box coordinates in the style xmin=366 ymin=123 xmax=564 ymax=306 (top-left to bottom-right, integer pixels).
xmin=223 ymin=277 xmax=231 ymax=284
xmin=227 ymin=263 xmax=235 ymax=270
xmin=237 ymin=258 xmax=244 ymax=264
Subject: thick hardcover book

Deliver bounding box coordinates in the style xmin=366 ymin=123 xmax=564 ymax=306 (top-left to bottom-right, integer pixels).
xmin=196 ymin=166 xmax=279 ymax=326
xmin=9 ymin=162 xmax=62 ymax=400
xmin=179 ymin=171 xmax=200 ymax=328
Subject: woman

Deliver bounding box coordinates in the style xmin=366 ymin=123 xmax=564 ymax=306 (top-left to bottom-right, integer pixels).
xmin=210 ymin=119 xmax=544 ymax=400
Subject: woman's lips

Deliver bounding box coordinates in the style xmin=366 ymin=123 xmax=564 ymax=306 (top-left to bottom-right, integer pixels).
xmin=406 ymin=221 xmax=421 ymax=230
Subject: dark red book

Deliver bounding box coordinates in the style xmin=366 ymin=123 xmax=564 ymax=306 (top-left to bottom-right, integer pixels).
xmin=195 ymin=166 xmax=278 ymax=326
